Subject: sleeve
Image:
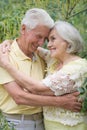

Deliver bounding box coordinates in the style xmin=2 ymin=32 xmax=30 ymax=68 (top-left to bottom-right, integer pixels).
xmin=0 ymin=67 xmax=14 ymax=84
xmin=42 ymin=70 xmax=80 ymax=96
xmin=37 ymin=47 xmax=51 ymax=63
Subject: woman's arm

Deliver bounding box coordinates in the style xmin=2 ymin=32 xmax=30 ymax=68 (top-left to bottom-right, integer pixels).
xmin=0 ymin=51 xmax=54 ymax=95
xmin=6 ymin=63 xmax=54 ymax=95
xmin=0 ymin=40 xmax=13 ymax=53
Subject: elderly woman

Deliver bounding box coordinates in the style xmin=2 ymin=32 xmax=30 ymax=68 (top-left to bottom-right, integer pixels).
xmin=0 ymin=21 xmax=87 ymax=130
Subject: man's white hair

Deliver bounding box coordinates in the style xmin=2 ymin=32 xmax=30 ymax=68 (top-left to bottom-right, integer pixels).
xmin=21 ymin=8 xmax=54 ymax=29
xmin=54 ymin=20 xmax=84 ymax=54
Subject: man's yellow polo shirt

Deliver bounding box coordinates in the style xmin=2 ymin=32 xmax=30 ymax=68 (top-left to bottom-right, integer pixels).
xmin=0 ymin=40 xmax=46 ymax=114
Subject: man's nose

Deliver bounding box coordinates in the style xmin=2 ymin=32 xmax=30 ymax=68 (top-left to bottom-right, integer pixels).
xmin=38 ymin=39 xmax=45 ymax=46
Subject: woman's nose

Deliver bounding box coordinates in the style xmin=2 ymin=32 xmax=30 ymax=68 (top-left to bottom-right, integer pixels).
xmin=47 ymin=41 xmax=52 ymax=49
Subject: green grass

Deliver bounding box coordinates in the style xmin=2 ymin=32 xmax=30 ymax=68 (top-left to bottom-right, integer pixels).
xmin=0 ymin=111 xmax=15 ymax=130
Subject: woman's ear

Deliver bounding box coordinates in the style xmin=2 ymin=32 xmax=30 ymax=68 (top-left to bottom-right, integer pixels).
xmin=66 ymin=44 xmax=71 ymax=53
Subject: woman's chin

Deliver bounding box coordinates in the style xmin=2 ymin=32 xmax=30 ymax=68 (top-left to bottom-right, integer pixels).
xmin=50 ymin=54 xmax=56 ymax=58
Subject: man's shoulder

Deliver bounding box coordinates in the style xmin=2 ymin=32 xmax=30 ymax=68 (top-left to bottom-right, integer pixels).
xmin=0 ymin=67 xmax=14 ymax=84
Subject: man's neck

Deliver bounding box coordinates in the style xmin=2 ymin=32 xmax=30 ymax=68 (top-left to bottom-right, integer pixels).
xmin=16 ymin=38 xmax=34 ymax=59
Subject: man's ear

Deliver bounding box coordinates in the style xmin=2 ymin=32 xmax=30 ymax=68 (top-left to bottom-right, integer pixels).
xmin=20 ymin=24 xmax=26 ymax=35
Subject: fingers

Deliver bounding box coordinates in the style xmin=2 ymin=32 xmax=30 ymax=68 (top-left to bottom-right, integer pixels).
xmin=64 ymin=94 xmax=82 ymax=112
xmin=0 ymin=40 xmax=11 ymax=53
xmin=72 ymin=99 xmax=82 ymax=112
xmin=3 ymin=45 xmax=10 ymax=53
xmin=73 ymin=106 xmax=82 ymax=112
xmin=72 ymin=91 xmax=80 ymax=96
xmin=69 ymin=102 xmax=82 ymax=112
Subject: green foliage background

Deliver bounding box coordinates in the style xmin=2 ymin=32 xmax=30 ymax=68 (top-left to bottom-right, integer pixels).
xmin=0 ymin=0 xmax=87 ymax=39
xmin=0 ymin=0 xmax=87 ymax=38
xmin=0 ymin=0 xmax=87 ymax=129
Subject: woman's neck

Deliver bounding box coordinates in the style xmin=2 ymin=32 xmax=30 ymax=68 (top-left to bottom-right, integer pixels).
xmin=56 ymin=54 xmax=81 ymax=71
xmin=58 ymin=53 xmax=81 ymax=66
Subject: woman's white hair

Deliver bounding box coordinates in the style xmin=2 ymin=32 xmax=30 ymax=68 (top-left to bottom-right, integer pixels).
xmin=21 ymin=8 xmax=54 ymax=29
xmin=54 ymin=20 xmax=84 ymax=54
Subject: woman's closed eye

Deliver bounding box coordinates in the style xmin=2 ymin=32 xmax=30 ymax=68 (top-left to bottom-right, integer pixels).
xmin=49 ymin=36 xmax=56 ymax=42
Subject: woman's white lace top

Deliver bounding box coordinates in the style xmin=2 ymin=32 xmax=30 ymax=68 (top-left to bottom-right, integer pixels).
xmin=42 ymin=59 xmax=87 ymax=126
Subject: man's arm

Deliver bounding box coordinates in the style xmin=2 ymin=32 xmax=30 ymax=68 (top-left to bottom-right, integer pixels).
xmin=4 ymin=81 xmax=81 ymax=112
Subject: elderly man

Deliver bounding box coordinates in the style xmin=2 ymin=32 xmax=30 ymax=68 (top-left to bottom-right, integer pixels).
xmin=0 ymin=8 xmax=81 ymax=130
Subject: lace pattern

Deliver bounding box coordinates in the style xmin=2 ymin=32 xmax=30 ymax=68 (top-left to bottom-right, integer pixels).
xmin=43 ymin=107 xmax=87 ymax=126
xmin=42 ymin=69 xmax=84 ymax=96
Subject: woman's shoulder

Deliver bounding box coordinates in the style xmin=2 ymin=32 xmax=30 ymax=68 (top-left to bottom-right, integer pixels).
xmin=65 ymin=58 xmax=87 ymax=67
xmin=71 ymin=58 xmax=87 ymax=67
xmin=62 ymin=58 xmax=87 ymax=73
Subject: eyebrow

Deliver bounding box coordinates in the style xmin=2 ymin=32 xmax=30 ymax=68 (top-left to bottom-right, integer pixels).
xmin=48 ymin=34 xmax=55 ymax=39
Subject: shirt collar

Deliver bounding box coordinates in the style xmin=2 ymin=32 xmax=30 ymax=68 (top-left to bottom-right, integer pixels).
xmin=11 ymin=39 xmax=37 ymax=62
